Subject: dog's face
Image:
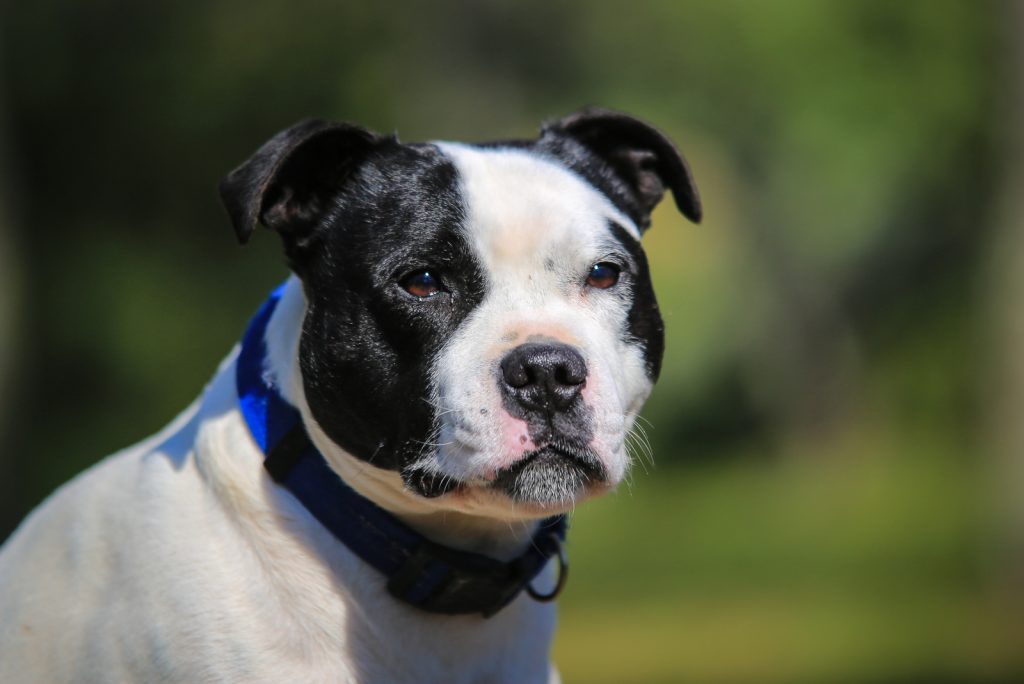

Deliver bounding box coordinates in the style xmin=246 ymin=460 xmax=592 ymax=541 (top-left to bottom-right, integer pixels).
xmin=220 ymin=109 xmax=700 ymax=519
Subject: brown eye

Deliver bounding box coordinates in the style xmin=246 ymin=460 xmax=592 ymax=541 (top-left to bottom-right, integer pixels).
xmin=586 ymin=262 xmax=620 ymax=289
xmin=400 ymin=270 xmax=442 ymax=298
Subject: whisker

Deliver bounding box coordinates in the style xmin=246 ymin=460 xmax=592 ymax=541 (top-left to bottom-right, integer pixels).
xmin=409 ymin=437 xmax=455 ymax=448
xmin=628 ymin=422 xmax=656 ymax=469
xmin=623 ymin=427 xmax=654 ymax=475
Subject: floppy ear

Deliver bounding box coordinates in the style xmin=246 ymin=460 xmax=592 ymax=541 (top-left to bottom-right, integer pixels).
xmin=543 ymin=107 xmax=702 ymax=227
xmin=219 ymin=119 xmax=384 ymax=245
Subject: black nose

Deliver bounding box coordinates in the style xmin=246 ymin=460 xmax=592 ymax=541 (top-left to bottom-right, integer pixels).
xmin=500 ymin=343 xmax=587 ymax=413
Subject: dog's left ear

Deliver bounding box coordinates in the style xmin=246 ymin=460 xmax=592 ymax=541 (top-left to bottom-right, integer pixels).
xmin=543 ymin=107 xmax=702 ymax=228
xmin=219 ymin=119 xmax=385 ymax=246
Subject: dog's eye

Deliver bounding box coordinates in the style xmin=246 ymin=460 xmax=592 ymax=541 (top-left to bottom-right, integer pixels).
xmin=586 ymin=262 xmax=620 ymax=289
xmin=400 ymin=269 xmax=443 ymax=299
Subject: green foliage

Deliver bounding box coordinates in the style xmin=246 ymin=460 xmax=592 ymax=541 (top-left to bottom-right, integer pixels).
xmin=555 ymin=434 xmax=1017 ymax=682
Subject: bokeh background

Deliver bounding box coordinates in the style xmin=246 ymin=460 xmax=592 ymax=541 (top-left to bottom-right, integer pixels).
xmin=2 ymin=1 xmax=1022 ymax=682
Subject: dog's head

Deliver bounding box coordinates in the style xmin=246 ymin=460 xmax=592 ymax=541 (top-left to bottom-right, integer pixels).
xmin=220 ymin=108 xmax=700 ymax=520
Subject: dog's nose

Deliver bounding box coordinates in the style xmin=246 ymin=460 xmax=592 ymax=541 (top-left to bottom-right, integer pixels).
xmin=500 ymin=343 xmax=587 ymax=413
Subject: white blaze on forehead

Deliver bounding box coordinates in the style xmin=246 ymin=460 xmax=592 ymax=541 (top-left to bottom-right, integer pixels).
xmin=435 ymin=143 xmax=640 ymax=276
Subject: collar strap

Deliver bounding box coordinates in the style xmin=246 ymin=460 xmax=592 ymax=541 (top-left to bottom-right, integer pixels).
xmin=235 ymin=284 xmax=567 ymax=617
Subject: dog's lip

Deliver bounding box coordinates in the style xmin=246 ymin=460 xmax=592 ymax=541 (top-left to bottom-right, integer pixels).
xmin=403 ymin=439 xmax=605 ymax=500
xmin=492 ymin=440 xmax=606 ymax=484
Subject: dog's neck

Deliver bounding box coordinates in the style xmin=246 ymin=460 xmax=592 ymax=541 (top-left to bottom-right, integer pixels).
xmin=262 ymin=276 xmax=539 ymax=562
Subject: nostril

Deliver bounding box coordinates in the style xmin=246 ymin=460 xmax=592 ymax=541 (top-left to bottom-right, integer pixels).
xmin=500 ymin=356 xmax=531 ymax=388
xmin=554 ymin=357 xmax=586 ymax=387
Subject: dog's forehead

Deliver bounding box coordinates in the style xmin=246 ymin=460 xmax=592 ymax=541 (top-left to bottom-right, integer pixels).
xmin=435 ymin=143 xmax=640 ymax=272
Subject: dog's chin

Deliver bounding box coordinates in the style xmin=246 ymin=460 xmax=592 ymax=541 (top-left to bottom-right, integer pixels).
xmin=491 ymin=443 xmax=607 ymax=509
xmin=403 ymin=442 xmax=610 ymax=515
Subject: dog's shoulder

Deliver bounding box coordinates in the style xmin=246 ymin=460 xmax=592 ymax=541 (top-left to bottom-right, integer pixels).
xmin=0 ymin=365 xmax=274 ymax=680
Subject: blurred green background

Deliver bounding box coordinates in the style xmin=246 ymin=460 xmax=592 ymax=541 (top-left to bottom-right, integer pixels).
xmin=1 ymin=1 xmax=1022 ymax=682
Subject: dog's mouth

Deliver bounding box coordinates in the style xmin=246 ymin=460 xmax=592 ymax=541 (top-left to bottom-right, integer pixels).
xmin=491 ymin=442 xmax=607 ymax=506
xmin=403 ymin=441 xmax=607 ymax=507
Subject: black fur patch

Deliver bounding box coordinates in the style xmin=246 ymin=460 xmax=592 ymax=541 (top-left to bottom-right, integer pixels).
xmin=607 ymin=221 xmax=665 ymax=380
xmin=294 ymin=142 xmax=486 ymax=473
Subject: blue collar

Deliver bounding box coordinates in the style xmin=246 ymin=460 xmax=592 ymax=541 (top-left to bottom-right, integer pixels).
xmin=235 ymin=284 xmax=567 ymax=617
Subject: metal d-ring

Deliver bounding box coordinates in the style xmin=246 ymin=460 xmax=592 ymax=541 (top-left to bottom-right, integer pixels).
xmin=527 ymin=535 xmax=569 ymax=602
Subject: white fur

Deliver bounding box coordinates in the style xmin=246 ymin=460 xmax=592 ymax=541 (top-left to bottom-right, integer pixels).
xmin=0 ymin=280 xmax=559 ymax=683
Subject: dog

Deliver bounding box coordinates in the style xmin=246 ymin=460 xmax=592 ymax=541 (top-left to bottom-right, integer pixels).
xmin=0 ymin=108 xmax=700 ymax=683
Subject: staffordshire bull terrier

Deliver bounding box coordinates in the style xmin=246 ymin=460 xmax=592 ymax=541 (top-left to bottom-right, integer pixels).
xmin=0 ymin=107 xmax=701 ymax=683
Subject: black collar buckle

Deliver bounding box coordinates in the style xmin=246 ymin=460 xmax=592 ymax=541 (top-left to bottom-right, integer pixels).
xmin=387 ymin=526 xmax=568 ymax=618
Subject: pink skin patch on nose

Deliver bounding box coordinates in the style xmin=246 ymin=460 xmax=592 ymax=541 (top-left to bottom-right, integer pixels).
xmin=488 ymin=413 xmax=536 ymax=477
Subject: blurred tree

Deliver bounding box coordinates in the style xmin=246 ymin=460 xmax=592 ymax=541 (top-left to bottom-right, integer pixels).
xmin=987 ymin=0 xmax=1024 ymax=603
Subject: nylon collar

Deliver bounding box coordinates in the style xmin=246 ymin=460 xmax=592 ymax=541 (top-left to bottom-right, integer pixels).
xmin=235 ymin=284 xmax=567 ymax=617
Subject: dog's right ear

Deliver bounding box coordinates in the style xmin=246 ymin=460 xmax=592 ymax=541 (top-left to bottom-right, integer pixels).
xmin=219 ymin=119 xmax=384 ymax=245
xmin=543 ymin=108 xmax=701 ymax=229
